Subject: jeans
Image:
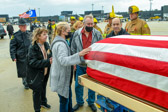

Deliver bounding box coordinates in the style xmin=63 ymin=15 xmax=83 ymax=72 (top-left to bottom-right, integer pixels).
xmin=75 ymin=65 xmax=95 ymax=105
xmin=58 ymin=87 xmax=73 ymax=112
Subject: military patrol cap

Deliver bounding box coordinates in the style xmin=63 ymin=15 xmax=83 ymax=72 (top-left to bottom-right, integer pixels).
xmin=48 ymin=19 xmax=51 ymax=21
xmin=18 ymin=18 xmax=27 ymax=25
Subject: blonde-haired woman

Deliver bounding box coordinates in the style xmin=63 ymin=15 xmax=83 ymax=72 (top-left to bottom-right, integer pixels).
xmin=73 ymin=20 xmax=83 ymax=30
xmin=50 ymin=22 xmax=91 ymax=112
xmin=27 ymin=28 xmax=52 ymax=112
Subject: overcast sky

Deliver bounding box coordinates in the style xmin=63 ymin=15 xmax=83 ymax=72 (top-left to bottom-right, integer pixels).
xmin=0 ymin=0 xmax=168 ymax=17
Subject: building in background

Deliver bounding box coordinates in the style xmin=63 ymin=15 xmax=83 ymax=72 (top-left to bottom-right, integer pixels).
xmin=0 ymin=14 xmax=9 ymax=23
xmin=162 ymin=5 xmax=168 ymax=20
xmin=2 ymin=5 xmax=168 ymax=24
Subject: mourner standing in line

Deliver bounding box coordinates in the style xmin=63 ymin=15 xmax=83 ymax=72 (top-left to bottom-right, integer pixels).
xmin=10 ymin=18 xmax=31 ymax=89
xmin=27 ymin=28 xmax=52 ymax=112
xmin=50 ymin=22 xmax=91 ymax=112
xmin=71 ymin=14 xmax=103 ymax=112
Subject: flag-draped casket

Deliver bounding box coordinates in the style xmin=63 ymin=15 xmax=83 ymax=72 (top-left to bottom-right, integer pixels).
xmin=84 ymin=35 xmax=168 ymax=109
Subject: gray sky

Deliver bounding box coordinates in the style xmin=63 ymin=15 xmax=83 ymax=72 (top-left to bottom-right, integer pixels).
xmin=0 ymin=0 xmax=168 ymax=17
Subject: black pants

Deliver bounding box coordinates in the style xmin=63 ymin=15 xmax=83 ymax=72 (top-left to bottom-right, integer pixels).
xmin=32 ymin=74 xmax=49 ymax=111
xmin=8 ymin=32 xmax=13 ymax=39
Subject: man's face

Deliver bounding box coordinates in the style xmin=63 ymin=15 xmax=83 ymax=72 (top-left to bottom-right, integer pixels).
xmin=129 ymin=13 xmax=138 ymax=20
xmin=70 ymin=19 xmax=75 ymax=25
xmin=112 ymin=18 xmax=122 ymax=33
xmin=19 ymin=25 xmax=27 ymax=32
xmin=52 ymin=21 xmax=55 ymax=25
xmin=84 ymin=18 xmax=94 ymax=28
xmin=48 ymin=21 xmax=51 ymax=24
xmin=108 ymin=18 xmax=112 ymax=25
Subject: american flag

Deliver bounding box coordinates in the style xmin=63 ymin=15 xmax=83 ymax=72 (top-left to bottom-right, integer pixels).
xmin=19 ymin=11 xmax=30 ymax=18
xmin=84 ymin=35 xmax=168 ymax=109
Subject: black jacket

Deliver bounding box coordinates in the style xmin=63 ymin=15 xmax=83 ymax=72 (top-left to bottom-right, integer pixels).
xmin=27 ymin=42 xmax=51 ymax=90
xmin=106 ymin=28 xmax=129 ymax=38
xmin=7 ymin=24 xmax=14 ymax=34
xmin=30 ymin=24 xmax=37 ymax=32
xmin=10 ymin=30 xmax=31 ymax=77
xmin=47 ymin=23 xmax=52 ymax=34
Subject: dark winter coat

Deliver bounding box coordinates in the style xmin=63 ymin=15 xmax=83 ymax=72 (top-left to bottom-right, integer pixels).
xmin=106 ymin=28 xmax=129 ymax=38
xmin=7 ymin=24 xmax=14 ymax=35
xmin=27 ymin=42 xmax=51 ymax=90
xmin=10 ymin=30 xmax=31 ymax=77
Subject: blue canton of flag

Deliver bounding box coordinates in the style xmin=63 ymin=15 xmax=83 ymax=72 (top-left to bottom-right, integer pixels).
xmin=27 ymin=10 xmax=37 ymax=17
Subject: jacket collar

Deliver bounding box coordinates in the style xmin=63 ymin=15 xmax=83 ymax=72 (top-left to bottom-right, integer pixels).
xmin=33 ymin=41 xmax=49 ymax=51
xmin=112 ymin=28 xmax=125 ymax=36
xmin=77 ymin=27 xmax=96 ymax=45
xmin=51 ymin=35 xmax=70 ymax=53
xmin=51 ymin=36 xmax=69 ymax=48
xmin=131 ymin=18 xmax=139 ymax=25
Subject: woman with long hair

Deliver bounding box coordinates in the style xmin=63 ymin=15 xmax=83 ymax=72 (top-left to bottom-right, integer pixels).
xmin=50 ymin=22 xmax=91 ymax=112
xmin=27 ymin=28 xmax=52 ymax=112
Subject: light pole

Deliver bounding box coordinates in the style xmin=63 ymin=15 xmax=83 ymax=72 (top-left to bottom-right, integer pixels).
xmin=102 ymin=6 xmax=104 ymax=20
xmin=38 ymin=8 xmax=40 ymax=21
xmin=149 ymin=0 xmax=153 ymax=11
xmin=92 ymin=3 xmax=94 ymax=14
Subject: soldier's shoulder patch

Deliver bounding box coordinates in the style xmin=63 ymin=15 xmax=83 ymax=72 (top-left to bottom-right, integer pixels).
xmin=11 ymin=35 xmax=15 ymax=40
xmin=144 ymin=24 xmax=149 ymax=28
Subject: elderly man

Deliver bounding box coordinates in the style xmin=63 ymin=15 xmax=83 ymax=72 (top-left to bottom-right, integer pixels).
xmin=10 ymin=18 xmax=31 ymax=89
xmin=71 ymin=14 xmax=103 ymax=112
xmin=106 ymin=18 xmax=129 ymax=38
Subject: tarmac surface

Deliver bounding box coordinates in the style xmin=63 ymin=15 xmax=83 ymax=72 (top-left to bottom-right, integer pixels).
xmin=0 ymin=21 xmax=168 ymax=112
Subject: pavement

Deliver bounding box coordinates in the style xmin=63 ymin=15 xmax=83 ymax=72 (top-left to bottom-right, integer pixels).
xmin=0 ymin=21 xmax=168 ymax=112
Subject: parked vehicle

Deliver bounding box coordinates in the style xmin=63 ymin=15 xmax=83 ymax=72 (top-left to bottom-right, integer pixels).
xmin=0 ymin=24 xmax=6 ymax=39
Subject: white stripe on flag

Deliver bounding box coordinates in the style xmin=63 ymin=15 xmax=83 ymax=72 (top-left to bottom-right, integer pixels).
xmin=112 ymin=35 xmax=168 ymax=41
xmin=86 ymin=60 xmax=168 ymax=92
xmin=91 ymin=43 xmax=168 ymax=62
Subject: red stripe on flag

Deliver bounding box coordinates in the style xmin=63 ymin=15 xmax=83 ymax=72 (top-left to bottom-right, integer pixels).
xmin=19 ymin=12 xmax=29 ymax=18
xmin=121 ymin=35 xmax=168 ymax=37
xmin=97 ymin=38 xmax=168 ymax=49
xmin=87 ymin=67 xmax=168 ymax=109
xmin=85 ymin=51 xmax=168 ymax=77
